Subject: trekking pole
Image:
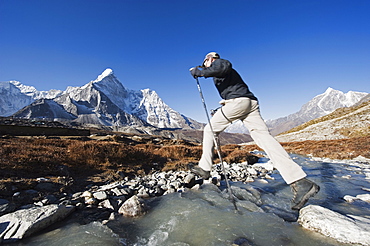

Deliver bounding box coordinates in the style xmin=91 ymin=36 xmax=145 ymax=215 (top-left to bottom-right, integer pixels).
xmin=195 ymin=77 xmax=238 ymax=211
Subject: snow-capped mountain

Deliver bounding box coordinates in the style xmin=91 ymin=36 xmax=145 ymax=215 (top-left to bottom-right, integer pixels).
xmin=6 ymin=69 xmax=203 ymax=130
xmin=225 ymin=87 xmax=368 ymax=135
xmin=0 ymin=81 xmax=62 ymax=116
xmin=267 ymin=87 xmax=368 ymax=135
xmin=275 ymin=96 xmax=370 ymax=142
xmin=10 ymin=81 xmax=63 ymax=100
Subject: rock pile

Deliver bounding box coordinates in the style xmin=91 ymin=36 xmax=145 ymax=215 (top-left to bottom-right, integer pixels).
xmin=61 ymin=161 xmax=274 ymax=213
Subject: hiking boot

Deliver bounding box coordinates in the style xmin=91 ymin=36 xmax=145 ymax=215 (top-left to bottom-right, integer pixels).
xmin=290 ymin=178 xmax=320 ymax=210
xmin=188 ymin=163 xmax=211 ymax=179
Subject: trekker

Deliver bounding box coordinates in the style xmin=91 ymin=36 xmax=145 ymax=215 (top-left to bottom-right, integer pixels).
xmin=189 ymin=52 xmax=320 ymax=210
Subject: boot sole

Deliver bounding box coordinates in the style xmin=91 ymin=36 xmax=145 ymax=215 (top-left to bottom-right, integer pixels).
xmin=291 ymin=184 xmax=320 ymax=210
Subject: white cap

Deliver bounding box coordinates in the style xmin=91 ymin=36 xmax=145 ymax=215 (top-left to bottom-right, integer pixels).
xmin=203 ymin=52 xmax=220 ymax=66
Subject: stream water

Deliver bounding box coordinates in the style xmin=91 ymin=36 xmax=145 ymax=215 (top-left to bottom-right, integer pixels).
xmin=10 ymin=154 xmax=370 ymax=246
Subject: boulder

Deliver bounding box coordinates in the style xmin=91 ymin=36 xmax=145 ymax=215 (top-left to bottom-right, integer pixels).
xmin=118 ymin=195 xmax=147 ymax=217
xmin=298 ymin=205 xmax=370 ymax=245
xmin=0 ymin=204 xmax=75 ymax=242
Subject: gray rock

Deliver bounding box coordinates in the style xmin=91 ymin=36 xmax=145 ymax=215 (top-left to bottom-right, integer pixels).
xmin=137 ymin=187 xmax=150 ymax=198
xmin=111 ymin=187 xmax=124 ymax=196
xmin=170 ymin=180 xmax=181 ymax=190
xmin=98 ymin=199 xmax=117 ymax=211
xmin=0 ymin=204 xmax=75 ymax=242
xmin=298 ymin=205 xmax=370 ymax=245
xmin=81 ymin=191 xmax=93 ymax=198
xmin=93 ymin=191 xmax=108 ymax=201
xmin=97 ymin=182 xmax=121 ymax=191
xmin=72 ymin=192 xmax=83 ymax=199
xmin=183 ymin=173 xmax=196 ymax=188
xmin=118 ymin=195 xmax=147 ymax=217
xmin=84 ymin=197 xmax=98 ymax=205
xmin=157 ymin=178 xmax=167 ymax=186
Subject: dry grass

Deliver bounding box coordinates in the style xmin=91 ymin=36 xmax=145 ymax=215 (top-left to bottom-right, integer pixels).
xmin=240 ymin=136 xmax=370 ymax=160
xmin=1 ymin=136 xmax=369 ymax=196
xmin=281 ymin=137 xmax=370 ymax=159
xmin=0 ymin=138 xmax=205 ymax=189
xmin=337 ymin=126 xmax=370 ymax=138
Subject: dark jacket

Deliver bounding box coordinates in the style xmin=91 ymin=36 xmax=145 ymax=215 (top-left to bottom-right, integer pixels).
xmin=195 ymin=59 xmax=257 ymax=101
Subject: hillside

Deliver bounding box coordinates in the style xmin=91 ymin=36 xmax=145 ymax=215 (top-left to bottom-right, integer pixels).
xmin=276 ymin=97 xmax=370 ymax=142
xmin=267 ymin=88 xmax=368 ymax=136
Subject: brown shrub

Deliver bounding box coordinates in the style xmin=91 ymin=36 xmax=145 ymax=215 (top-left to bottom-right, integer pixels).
xmin=154 ymin=145 xmax=202 ymax=160
xmin=66 ymin=141 xmax=167 ymax=176
xmin=223 ymin=149 xmax=255 ymax=164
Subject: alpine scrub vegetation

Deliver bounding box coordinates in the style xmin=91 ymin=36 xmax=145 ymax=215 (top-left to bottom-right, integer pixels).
xmin=1 ymin=135 xmax=369 ymax=185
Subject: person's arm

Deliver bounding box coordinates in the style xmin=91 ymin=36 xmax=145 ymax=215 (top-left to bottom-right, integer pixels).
xmin=202 ymin=59 xmax=232 ymax=78
xmin=190 ymin=59 xmax=232 ymax=78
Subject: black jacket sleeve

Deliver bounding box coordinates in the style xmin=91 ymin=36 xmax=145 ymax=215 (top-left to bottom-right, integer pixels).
xmin=201 ymin=59 xmax=232 ymax=78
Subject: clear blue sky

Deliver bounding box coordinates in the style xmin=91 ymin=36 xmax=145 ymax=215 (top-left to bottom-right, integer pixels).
xmin=1 ymin=0 xmax=369 ymax=123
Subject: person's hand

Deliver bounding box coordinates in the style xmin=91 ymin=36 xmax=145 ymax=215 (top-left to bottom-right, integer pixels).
xmin=189 ymin=67 xmax=201 ymax=78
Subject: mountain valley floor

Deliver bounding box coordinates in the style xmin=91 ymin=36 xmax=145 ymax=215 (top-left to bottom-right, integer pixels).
xmin=0 ymin=134 xmax=369 ymax=206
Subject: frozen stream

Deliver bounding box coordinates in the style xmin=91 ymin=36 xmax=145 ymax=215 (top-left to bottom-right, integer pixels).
xmin=10 ymin=154 xmax=370 ymax=246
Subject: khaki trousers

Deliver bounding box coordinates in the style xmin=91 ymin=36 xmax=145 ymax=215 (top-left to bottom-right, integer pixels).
xmin=198 ymin=97 xmax=306 ymax=184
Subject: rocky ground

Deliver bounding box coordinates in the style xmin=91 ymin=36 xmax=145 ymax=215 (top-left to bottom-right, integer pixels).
xmin=1 ymin=134 xmax=370 ymax=244
xmin=0 ymin=149 xmax=266 ymax=242
xmin=1 ymin=135 xmax=369 ymax=211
